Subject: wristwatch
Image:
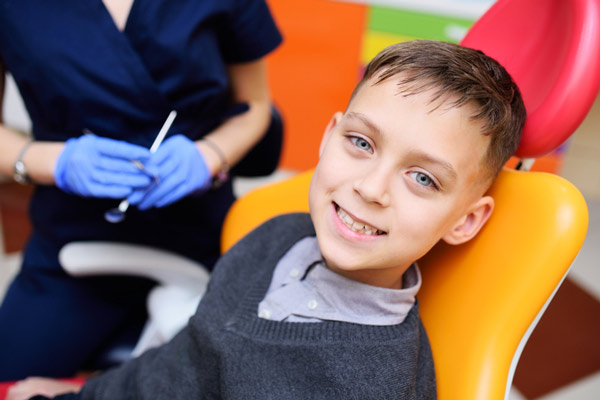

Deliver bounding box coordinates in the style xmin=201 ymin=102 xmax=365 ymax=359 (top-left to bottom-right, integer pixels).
xmin=13 ymin=141 xmax=32 ymax=185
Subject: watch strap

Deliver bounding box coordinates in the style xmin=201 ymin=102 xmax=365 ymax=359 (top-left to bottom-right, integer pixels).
xmin=13 ymin=141 xmax=33 ymax=185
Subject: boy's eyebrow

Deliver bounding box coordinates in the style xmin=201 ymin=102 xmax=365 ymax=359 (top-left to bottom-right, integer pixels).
xmin=345 ymin=112 xmax=381 ymax=136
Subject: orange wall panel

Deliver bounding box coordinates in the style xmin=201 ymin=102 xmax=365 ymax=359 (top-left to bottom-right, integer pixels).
xmin=265 ymin=0 xmax=367 ymax=170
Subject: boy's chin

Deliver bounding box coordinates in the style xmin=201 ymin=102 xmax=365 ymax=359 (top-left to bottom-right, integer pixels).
xmin=322 ymin=257 xmax=358 ymax=272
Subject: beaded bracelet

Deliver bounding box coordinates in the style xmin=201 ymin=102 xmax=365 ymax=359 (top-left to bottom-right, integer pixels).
xmin=202 ymin=138 xmax=229 ymax=188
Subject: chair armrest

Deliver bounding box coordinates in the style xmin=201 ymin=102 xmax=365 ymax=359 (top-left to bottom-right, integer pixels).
xmin=58 ymin=241 xmax=209 ymax=292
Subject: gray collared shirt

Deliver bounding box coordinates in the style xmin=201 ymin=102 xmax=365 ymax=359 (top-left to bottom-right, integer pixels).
xmin=258 ymin=236 xmax=421 ymax=325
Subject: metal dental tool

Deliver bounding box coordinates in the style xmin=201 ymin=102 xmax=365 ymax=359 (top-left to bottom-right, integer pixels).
xmin=104 ymin=110 xmax=177 ymax=223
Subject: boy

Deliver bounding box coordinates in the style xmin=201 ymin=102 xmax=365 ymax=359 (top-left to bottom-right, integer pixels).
xmin=8 ymin=40 xmax=525 ymax=400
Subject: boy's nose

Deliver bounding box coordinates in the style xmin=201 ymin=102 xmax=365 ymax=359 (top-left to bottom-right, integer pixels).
xmin=353 ymin=165 xmax=391 ymax=207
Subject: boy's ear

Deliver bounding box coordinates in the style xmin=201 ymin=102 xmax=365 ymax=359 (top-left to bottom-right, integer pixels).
xmin=442 ymin=195 xmax=494 ymax=245
xmin=319 ymin=112 xmax=343 ymax=156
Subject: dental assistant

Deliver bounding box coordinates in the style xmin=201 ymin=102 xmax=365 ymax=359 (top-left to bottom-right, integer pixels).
xmin=0 ymin=0 xmax=282 ymax=380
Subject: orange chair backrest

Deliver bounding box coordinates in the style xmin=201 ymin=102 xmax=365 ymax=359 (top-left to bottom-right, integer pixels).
xmin=220 ymin=168 xmax=588 ymax=400
xmin=221 ymin=169 xmax=313 ymax=253
xmin=418 ymin=168 xmax=588 ymax=399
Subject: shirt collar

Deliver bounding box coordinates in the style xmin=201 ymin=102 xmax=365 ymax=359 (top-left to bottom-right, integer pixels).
xmin=259 ymin=237 xmax=421 ymax=326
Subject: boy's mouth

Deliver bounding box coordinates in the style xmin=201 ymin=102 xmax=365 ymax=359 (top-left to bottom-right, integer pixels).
xmin=334 ymin=203 xmax=386 ymax=236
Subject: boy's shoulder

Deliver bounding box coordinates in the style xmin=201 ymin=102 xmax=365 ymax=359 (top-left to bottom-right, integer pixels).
xmin=201 ymin=213 xmax=316 ymax=312
xmin=230 ymin=212 xmax=315 ymax=254
xmin=215 ymin=213 xmax=315 ymax=278
xmin=257 ymin=212 xmax=313 ymax=231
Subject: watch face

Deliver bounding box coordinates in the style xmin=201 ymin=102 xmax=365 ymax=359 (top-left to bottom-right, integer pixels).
xmin=14 ymin=160 xmax=29 ymax=184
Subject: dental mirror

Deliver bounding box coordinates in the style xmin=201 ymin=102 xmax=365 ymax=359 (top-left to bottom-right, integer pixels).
xmin=104 ymin=110 xmax=177 ymax=223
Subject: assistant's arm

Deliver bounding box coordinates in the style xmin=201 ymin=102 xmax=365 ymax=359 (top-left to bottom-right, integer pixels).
xmin=195 ymin=58 xmax=272 ymax=176
xmin=0 ymin=60 xmax=64 ymax=185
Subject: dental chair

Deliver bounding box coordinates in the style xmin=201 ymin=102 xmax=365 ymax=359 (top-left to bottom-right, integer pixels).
xmin=217 ymin=167 xmax=588 ymax=400
xmin=2 ymin=0 xmax=598 ymax=398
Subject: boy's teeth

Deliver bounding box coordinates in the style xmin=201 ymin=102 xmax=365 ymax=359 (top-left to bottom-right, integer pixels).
xmin=342 ymin=214 xmax=353 ymax=225
xmin=337 ymin=206 xmax=381 ymax=235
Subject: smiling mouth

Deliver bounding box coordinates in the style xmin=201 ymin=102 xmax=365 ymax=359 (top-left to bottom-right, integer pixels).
xmin=335 ymin=203 xmax=386 ymax=236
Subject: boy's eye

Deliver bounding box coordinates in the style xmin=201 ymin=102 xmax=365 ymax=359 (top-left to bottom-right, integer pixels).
xmin=350 ymin=136 xmax=373 ymax=153
xmin=409 ymin=172 xmax=438 ymax=189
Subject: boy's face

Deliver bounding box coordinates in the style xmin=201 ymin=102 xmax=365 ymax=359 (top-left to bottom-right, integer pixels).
xmin=309 ymin=76 xmax=494 ymax=289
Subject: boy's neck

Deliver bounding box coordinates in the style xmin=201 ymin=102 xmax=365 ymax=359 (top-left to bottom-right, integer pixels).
xmin=323 ymin=260 xmax=409 ymax=289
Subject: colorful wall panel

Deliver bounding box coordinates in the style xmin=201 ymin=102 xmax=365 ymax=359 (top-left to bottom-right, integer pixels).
xmin=363 ymin=6 xmax=474 ymax=63
xmin=265 ymin=0 xmax=367 ymax=171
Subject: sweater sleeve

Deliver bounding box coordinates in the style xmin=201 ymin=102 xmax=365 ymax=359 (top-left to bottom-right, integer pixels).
xmin=80 ymin=324 xmax=220 ymax=399
xmin=31 ymin=394 xmax=81 ymax=400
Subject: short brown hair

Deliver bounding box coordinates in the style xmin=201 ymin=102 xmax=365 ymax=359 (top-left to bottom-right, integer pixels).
xmin=351 ymin=40 xmax=526 ymax=183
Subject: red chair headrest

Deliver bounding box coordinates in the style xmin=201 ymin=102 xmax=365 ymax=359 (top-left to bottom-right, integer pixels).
xmin=461 ymin=0 xmax=600 ymax=158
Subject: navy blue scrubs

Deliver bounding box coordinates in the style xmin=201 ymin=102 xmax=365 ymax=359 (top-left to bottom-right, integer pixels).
xmin=0 ymin=0 xmax=281 ymax=379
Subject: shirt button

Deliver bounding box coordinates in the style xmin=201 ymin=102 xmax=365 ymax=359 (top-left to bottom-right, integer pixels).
xmin=289 ymin=268 xmax=300 ymax=278
xmin=307 ymin=299 xmax=318 ymax=310
xmin=259 ymin=309 xmax=272 ymax=319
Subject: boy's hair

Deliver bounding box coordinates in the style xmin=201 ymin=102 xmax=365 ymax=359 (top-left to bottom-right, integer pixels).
xmin=350 ymin=40 xmax=526 ymax=183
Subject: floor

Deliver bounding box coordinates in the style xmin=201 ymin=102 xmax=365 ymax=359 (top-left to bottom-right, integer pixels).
xmin=0 ymin=173 xmax=599 ymax=399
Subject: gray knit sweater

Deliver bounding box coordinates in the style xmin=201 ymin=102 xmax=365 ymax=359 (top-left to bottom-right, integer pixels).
xmin=81 ymin=213 xmax=437 ymax=399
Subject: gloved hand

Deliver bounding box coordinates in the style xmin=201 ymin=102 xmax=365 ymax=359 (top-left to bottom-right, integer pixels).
xmin=127 ymin=134 xmax=211 ymax=210
xmin=54 ymin=134 xmax=152 ymax=198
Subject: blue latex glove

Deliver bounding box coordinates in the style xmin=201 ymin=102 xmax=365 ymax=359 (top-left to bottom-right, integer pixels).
xmin=127 ymin=134 xmax=211 ymax=210
xmin=54 ymin=134 xmax=152 ymax=198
